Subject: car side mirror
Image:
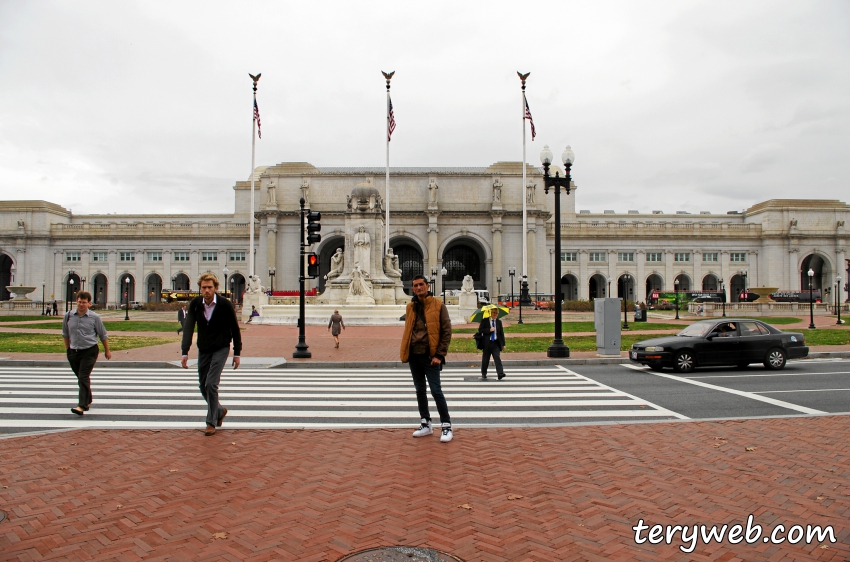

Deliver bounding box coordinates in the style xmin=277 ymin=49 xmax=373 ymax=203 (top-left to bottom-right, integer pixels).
xmin=706 ymin=334 xmax=716 ymax=341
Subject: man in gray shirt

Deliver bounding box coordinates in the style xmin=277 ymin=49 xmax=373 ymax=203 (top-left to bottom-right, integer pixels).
xmin=62 ymin=291 xmax=111 ymax=415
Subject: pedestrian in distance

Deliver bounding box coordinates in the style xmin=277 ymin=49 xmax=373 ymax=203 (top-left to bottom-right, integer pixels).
xmin=399 ymin=274 xmax=454 ymax=443
xmin=478 ymin=307 xmax=506 ymax=380
xmin=180 ymin=273 xmax=242 ymax=437
xmin=328 ymin=309 xmax=345 ymax=348
xmin=52 ymin=300 xmax=58 ymax=316
xmin=246 ymin=305 xmax=259 ymax=323
xmin=62 ymin=291 xmax=111 ymax=416
xmin=177 ymin=305 xmax=187 ymax=334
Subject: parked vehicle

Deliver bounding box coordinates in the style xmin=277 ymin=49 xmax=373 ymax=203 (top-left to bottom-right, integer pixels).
xmin=629 ymin=318 xmax=808 ymax=373
xmin=129 ymin=301 xmax=144 ymax=310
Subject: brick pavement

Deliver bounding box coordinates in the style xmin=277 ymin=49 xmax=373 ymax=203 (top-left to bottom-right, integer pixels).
xmin=1 ymin=416 xmax=848 ymax=561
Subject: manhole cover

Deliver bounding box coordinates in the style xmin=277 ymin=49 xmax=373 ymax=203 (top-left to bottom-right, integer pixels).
xmin=336 ymin=546 xmax=464 ymax=562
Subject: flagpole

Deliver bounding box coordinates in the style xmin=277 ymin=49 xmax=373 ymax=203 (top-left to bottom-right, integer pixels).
xmin=249 ymin=73 xmax=261 ymax=279
xmin=518 ymin=72 xmax=529 ymax=288
xmin=382 ymin=71 xmax=394 ymax=255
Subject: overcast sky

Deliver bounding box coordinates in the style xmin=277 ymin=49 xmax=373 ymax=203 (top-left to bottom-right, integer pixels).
xmin=1 ymin=1 xmax=848 ymax=216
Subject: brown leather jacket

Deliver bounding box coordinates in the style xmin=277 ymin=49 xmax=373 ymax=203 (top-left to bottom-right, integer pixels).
xmin=399 ymin=293 xmax=452 ymax=363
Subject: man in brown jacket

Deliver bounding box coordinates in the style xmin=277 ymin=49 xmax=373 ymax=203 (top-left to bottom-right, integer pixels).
xmin=400 ymin=274 xmax=454 ymax=442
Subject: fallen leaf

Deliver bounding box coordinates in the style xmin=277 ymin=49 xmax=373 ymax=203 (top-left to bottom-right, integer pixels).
xmin=231 ymin=442 xmax=236 ymax=445
xmin=457 ymin=504 xmax=472 ymax=510
xmin=169 ymin=469 xmax=178 ymax=473
xmin=212 ymin=532 xmax=227 ymax=540
xmin=816 ymin=496 xmax=825 ymax=500
xmin=523 ymin=454 xmax=533 ymax=457
xmin=116 ymin=504 xmax=123 ymax=508
xmin=714 ymin=437 xmax=727 ymax=440
xmin=223 ymin=481 xmax=230 ymax=484
xmin=507 ymin=494 xmax=524 ymax=500
xmin=58 ymin=466 xmax=70 ymax=470
xmin=745 ymin=447 xmax=757 ymax=452
xmin=819 ymin=544 xmax=828 ymax=549
xmin=70 ymin=442 xmax=77 ymax=445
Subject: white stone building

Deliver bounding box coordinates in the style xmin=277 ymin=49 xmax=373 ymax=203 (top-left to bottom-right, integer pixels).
xmin=1 ymin=161 xmax=848 ymax=308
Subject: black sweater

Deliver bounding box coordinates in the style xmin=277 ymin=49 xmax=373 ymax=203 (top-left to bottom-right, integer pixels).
xmin=180 ymin=295 xmax=243 ymax=356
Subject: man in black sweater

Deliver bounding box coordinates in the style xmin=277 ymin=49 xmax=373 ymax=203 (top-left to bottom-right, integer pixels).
xmin=180 ymin=273 xmax=242 ymax=436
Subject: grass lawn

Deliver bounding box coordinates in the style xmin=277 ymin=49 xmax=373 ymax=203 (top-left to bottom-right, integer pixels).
xmin=455 ymin=321 xmax=688 ymax=334
xmin=804 ymin=330 xmax=850 ymax=346
xmin=0 ymin=333 xmax=179 ymax=353
xmin=10 ymin=321 xmax=180 ymax=332
xmin=0 ymin=315 xmax=58 ymax=323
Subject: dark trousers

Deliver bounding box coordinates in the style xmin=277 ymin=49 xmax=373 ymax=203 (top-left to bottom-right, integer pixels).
xmin=481 ymin=339 xmax=504 ymax=377
xmin=408 ymin=353 xmax=451 ymax=424
xmin=197 ymin=346 xmax=229 ymax=426
xmin=67 ymin=344 xmax=99 ymax=407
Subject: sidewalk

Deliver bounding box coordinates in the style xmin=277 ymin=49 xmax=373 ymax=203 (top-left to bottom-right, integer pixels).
xmin=1 ymin=417 xmax=847 ymax=560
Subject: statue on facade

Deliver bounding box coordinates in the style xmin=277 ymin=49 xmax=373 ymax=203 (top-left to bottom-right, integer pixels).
xmin=348 ymin=263 xmax=373 ymax=298
xmin=246 ymin=275 xmax=265 ymax=295
xmin=325 ymin=247 xmax=345 ymax=281
xmin=353 ymin=226 xmax=371 ymax=273
xmin=790 ymin=218 xmax=797 ymax=227
xmin=526 ymin=182 xmax=536 ymax=204
xmin=428 ymin=178 xmax=439 ymax=204
xmin=383 ymin=248 xmax=402 ymax=279
xmin=17 ymin=219 xmax=25 ymax=228
xmin=300 ymin=179 xmax=310 ymax=207
xmin=265 ymin=181 xmax=277 ymax=205
xmin=493 ymin=178 xmax=503 ymax=203
xmin=461 ymin=275 xmax=475 ymax=294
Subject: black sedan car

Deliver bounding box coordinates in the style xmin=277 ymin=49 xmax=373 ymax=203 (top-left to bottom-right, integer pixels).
xmin=629 ymin=318 xmax=809 ymax=373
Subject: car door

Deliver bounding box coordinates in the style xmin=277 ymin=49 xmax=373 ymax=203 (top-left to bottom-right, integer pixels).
xmin=703 ymin=322 xmax=742 ymax=366
xmin=737 ymin=321 xmax=769 ymax=363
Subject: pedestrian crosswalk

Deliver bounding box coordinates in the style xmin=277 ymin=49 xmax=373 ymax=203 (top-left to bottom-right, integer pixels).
xmin=0 ymin=365 xmax=686 ymax=432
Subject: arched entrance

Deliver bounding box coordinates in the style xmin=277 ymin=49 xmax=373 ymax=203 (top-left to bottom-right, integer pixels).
xmin=173 ymin=272 xmax=190 ymax=291
xmin=702 ymin=273 xmax=720 ymax=291
xmin=119 ymin=274 xmax=136 ymax=307
xmin=146 ymin=273 xmax=162 ymax=303
xmin=91 ymin=273 xmax=108 ymax=309
xmin=392 ymin=242 xmax=424 ymax=295
xmin=730 ymin=273 xmax=746 ymax=302
xmin=674 ymin=273 xmax=691 ymax=292
xmin=561 ymin=273 xmax=579 ymax=301
xmin=589 ymin=273 xmax=608 ymax=299
xmin=0 ymin=253 xmax=13 ymax=301
xmin=645 ymin=273 xmax=663 ymax=296
xmin=229 ymin=273 xmax=246 ymax=303
xmin=65 ymin=272 xmax=81 ymax=311
xmin=617 ymin=274 xmax=635 ymax=301
xmin=801 ymin=253 xmax=830 ymax=291
xmin=442 ymin=241 xmax=484 ymax=292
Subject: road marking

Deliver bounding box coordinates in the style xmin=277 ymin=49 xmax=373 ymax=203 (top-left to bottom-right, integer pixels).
xmin=634 ymin=369 xmax=827 ymax=415
xmin=757 ymin=388 xmax=850 ymax=394
xmin=685 ymin=371 xmax=850 ymax=379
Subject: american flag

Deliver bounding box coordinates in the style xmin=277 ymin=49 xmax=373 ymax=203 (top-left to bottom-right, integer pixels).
xmin=524 ymin=94 xmax=536 ymax=141
xmin=254 ymin=98 xmax=262 ymax=139
xmin=387 ymin=96 xmax=396 ymax=141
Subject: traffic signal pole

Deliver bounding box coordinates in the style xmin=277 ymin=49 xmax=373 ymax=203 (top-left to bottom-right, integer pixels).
xmin=293 ymin=198 xmax=311 ymax=358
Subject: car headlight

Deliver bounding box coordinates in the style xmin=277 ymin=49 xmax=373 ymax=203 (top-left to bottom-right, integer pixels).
xmin=645 ymin=346 xmax=665 ymax=352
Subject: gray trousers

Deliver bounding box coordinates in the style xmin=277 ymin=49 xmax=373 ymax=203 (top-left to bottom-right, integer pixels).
xmin=197 ymin=346 xmax=229 ymax=426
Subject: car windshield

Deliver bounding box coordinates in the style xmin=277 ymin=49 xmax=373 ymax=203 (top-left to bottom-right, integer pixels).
xmin=677 ymin=322 xmax=713 ymax=337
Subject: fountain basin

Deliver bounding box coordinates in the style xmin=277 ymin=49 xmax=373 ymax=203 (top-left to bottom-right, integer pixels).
xmin=5 ymin=286 xmax=36 ymax=301
xmin=749 ymin=287 xmax=779 ymax=302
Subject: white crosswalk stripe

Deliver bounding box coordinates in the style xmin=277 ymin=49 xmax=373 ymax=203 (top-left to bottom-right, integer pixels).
xmin=0 ymin=365 xmax=686 ymax=431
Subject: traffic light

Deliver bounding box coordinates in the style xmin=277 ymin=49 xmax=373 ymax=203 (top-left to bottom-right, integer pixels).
xmin=306 ymin=210 xmax=321 ymax=244
xmin=306 ymin=253 xmax=320 ymax=278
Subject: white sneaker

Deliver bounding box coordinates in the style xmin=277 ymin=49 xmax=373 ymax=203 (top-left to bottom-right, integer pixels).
xmin=440 ymin=423 xmax=453 ymax=443
xmin=412 ymin=419 xmax=432 ymax=437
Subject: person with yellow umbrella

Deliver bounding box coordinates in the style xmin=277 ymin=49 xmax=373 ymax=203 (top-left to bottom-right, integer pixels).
xmin=471 ymin=304 xmax=509 ymax=380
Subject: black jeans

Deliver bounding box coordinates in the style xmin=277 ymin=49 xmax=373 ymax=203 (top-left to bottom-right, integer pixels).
xmin=481 ymin=339 xmax=504 ymax=377
xmin=67 ymin=344 xmax=99 ymax=408
xmin=408 ymin=353 xmax=451 ymax=424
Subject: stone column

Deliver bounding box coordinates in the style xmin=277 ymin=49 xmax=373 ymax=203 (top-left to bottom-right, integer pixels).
xmin=692 ymin=248 xmax=702 ymax=290
xmin=108 ymin=250 xmax=117 ymax=307
xmin=788 ymin=248 xmax=798 ymax=291
xmin=636 ymin=250 xmax=646 ymax=303
xmin=427 ymin=210 xmax=440 ymax=273
xmin=162 ymin=250 xmax=172 ymax=290
xmin=721 ymin=250 xmax=730 ymax=291
xmin=135 ymin=251 xmax=144 ymax=298
xmin=526 ymin=222 xmax=536 ymax=287
xmin=491 ymin=210 xmax=503 ymax=294
xmin=190 ymin=250 xmax=199 ymax=288
xmin=267 ymin=215 xmax=278 ymax=272
xmin=665 ymin=250 xmax=674 ymax=291
xmin=578 ymin=250 xmax=589 ymax=300
xmin=607 ymin=250 xmax=617 ymax=295
xmin=749 ymin=250 xmax=759 ymax=288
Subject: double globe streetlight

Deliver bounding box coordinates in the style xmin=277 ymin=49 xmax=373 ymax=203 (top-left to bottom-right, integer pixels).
xmin=807 ymin=268 xmax=815 ymax=330
xmin=540 ymin=144 xmax=575 ymax=358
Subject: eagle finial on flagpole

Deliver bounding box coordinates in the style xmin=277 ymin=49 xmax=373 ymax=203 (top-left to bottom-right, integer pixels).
xmin=249 ymin=73 xmax=261 ymax=92
xmin=517 ymin=71 xmax=530 ymax=90
xmin=382 ymin=70 xmax=395 ymax=90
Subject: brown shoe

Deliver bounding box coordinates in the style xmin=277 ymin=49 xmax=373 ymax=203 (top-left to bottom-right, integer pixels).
xmin=204 ymin=424 xmax=216 ymax=436
xmin=217 ymin=408 xmax=228 ymax=427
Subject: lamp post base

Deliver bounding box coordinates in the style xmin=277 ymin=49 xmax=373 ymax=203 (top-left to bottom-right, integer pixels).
xmin=293 ymin=340 xmax=311 ymax=359
xmin=547 ymin=341 xmax=570 ymax=358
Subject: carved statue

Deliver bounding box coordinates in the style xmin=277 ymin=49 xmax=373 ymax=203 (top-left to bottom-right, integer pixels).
xmin=493 ymin=178 xmax=503 ymax=203
xmin=300 ymin=179 xmax=310 ymax=206
xmin=325 ymin=248 xmax=344 ymax=281
xmin=265 ymin=181 xmax=277 ymax=205
xmin=428 ymin=178 xmax=439 ymax=203
xmin=461 ymin=275 xmax=475 ymax=294
xmin=246 ymin=275 xmax=265 ymax=295
xmin=348 ymin=263 xmax=373 ymax=298
xmin=383 ymin=248 xmax=402 ymax=279
xmin=526 ymin=182 xmax=536 ymax=204
xmin=838 ymin=220 xmax=845 ymax=227
xmin=346 ymin=194 xmax=353 ymax=210
xmin=790 ymin=218 xmax=798 ymax=227
xmin=353 ymin=226 xmax=371 ymax=274
xmin=17 ymin=219 xmax=25 ymax=228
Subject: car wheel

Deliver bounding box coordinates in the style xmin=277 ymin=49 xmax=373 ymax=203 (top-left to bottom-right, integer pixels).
xmin=673 ymin=351 xmax=695 ymax=373
xmin=764 ymin=348 xmax=787 ymax=370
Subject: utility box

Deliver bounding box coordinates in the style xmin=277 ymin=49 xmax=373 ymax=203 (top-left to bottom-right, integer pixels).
xmin=594 ymin=298 xmax=622 ymax=356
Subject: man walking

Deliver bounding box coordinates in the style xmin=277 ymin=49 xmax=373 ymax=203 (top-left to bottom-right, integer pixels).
xmin=177 ymin=305 xmax=187 ymax=334
xmin=180 ymin=273 xmax=242 ymax=436
xmin=62 ymin=291 xmax=111 ymax=416
xmin=478 ymin=307 xmax=506 ymax=380
xmin=399 ymin=274 xmax=454 ymax=443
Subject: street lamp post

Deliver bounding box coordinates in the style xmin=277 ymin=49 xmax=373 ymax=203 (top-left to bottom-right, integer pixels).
xmin=808 ymin=268 xmax=815 ymax=329
xmin=534 ymin=278 xmax=538 ymax=309
xmin=41 ymin=281 xmax=46 ymax=315
xmin=540 ymin=144 xmax=575 ymax=358
xmin=720 ymin=280 xmax=727 ymax=317
xmin=431 ymin=268 xmax=437 ymax=294
xmin=623 ymin=273 xmax=631 ymax=329
xmin=222 ymin=266 xmax=229 ymax=299
xmin=441 ymin=267 xmax=447 ymax=303
xmin=67 ymin=278 xmax=75 ymax=312
xmin=518 ymin=275 xmax=528 ymax=324
xmin=268 ymin=267 xmax=275 ymax=294
xmin=846 ymin=262 xmax=850 ymax=303
xmin=124 ymin=277 xmax=131 ymax=321
xmin=508 ymin=267 xmax=516 ymax=308
xmin=496 ymin=277 xmax=502 ymax=304
xmin=836 ymin=275 xmax=842 ymax=325
xmin=674 ymin=278 xmax=680 ymax=320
